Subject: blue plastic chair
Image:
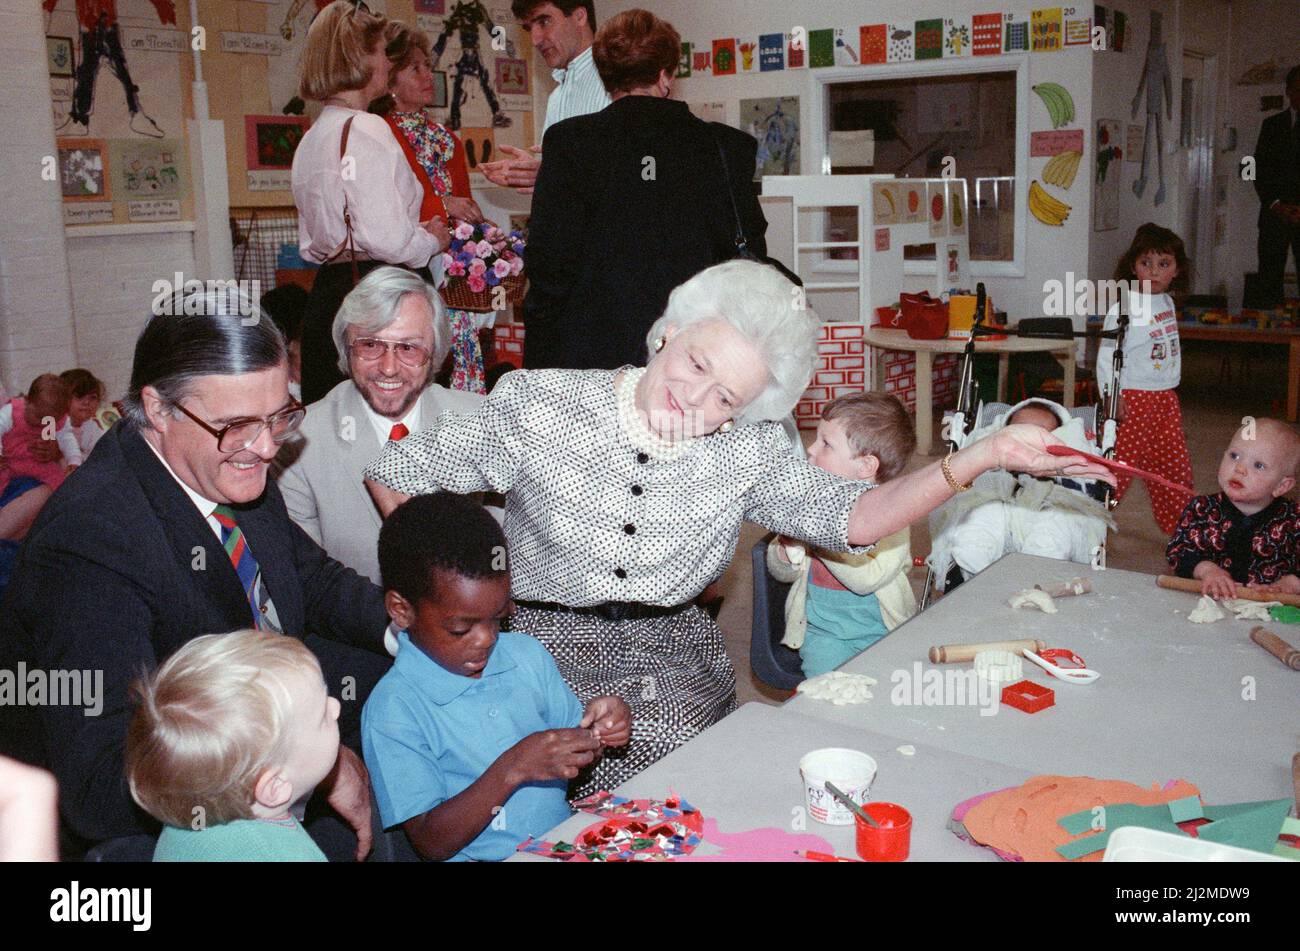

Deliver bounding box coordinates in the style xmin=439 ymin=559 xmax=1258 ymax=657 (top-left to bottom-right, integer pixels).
xmin=749 ymin=534 xmax=804 ymax=691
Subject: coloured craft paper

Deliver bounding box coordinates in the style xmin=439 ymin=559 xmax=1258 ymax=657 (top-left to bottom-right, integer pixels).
xmin=972 ymin=13 xmax=1003 ymax=55
xmin=679 ymin=818 xmax=836 ymax=863
xmin=759 ymin=33 xmax=784 ymax=71
xmin=738 ymin=39 xmax=757 ymax=72
xmin=860 ymin=24 xmax=887 ymax=64
xmin=902 ymin=181 xmax=926 ymax=223
xmin=916 ymin=19 xmax=943 ymax=60
xmin=1004 ymin=13 xmax=1030 ymax=53
xmin=872 ymin=181 xmax=900 ymax=225
xmin=1031 ymin=128 xmax=1086 ymax=156
xmin=677 ymin=42 xmax=691 ymax=78
xmin=787 ymin=32 xmax=807 ymax=69
xmin=944 ymin=17 xmax=972 ymax=57
xmin=1031 ymin=8 xmax=1064 ymax=52
xmin=886 ymin=24 xmax=915 ymax=63
xmin=808 ymin=28 xmax=835 ymax=68
xmin=947 ymin=179 xmax=968 ymax=235
xmin=712 ymin=38 xmax=737 ymax=76
xmin=693 ymin=49 xmax=711 ymax=72
xmin=833 ymin=27 xmax=858 ymax=66
xmin=927 ymin=180 xmax=948 ymax=237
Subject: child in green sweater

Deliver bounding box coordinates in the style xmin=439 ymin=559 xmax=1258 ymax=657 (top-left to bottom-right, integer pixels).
xmin=126 ymin=630 xmax=341 ymax=861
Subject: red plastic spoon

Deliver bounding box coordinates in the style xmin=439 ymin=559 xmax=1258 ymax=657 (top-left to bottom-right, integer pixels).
xmin=1045 ymin=444 xmax=1194 ymax=497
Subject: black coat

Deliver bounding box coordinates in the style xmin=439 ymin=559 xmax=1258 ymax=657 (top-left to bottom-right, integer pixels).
xmin=522 ymin=96 xmax=768 ymax=370
xmin=1252 ymin=107 xmax=1300 ymax=225
xmin=0 ymin=424 xmax=389 ymax=847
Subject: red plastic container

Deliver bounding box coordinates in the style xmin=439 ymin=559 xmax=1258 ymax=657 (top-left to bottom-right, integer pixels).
xmin=854 ymin=802 xmax=912 ymax=861
xmin=899 ymin=292 xmax=948 ymax=339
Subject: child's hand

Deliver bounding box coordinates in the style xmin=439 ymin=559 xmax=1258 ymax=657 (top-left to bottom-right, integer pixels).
xmin=30 ymin=440 xmax=60 ymax=464
xmin=505 ymin=728 xmax=601 ymax=784
xmin=581 ymin=696 xmax=631 ymax=748
xmin=1247 ymin=575 xmax=1300 ymax=596
xmin=1193 ymin=561 xmax=1236 ymax=600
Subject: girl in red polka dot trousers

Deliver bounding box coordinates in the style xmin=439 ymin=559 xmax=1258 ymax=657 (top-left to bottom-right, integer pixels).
xmin=1097 ymin=224 xmax=1194 ymax=534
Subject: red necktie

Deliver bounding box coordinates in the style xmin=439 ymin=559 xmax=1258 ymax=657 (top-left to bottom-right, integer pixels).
xmin=388 ymin=423 xmax=409 ymax=441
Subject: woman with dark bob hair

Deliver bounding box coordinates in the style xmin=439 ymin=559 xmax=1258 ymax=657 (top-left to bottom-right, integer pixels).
xmin=521 ymin=8 xmax=769 ymax=370
xmin=365 ymin=259 xmax=1116 ymax=796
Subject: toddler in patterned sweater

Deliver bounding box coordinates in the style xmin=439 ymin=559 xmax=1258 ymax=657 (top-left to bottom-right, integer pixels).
xmin=1166 ymin=418 xmax=1300 ymax=599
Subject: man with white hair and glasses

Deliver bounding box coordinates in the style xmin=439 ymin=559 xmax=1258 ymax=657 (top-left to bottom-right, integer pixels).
xmin=277 ymin=266 xmax=484 ymax=584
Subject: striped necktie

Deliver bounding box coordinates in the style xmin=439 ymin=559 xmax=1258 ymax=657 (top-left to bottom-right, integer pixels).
xmin=212 ymin=504 xmax=266 ymax=629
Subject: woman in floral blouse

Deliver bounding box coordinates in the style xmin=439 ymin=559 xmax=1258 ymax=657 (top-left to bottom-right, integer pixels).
xmin=374 ymin=21 xmax=493 ymax=393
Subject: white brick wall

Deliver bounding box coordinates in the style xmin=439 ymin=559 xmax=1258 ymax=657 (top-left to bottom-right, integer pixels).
xmin=0 ymin=0 xmax=76 ymax=394
xmin=64 ymin=232 xmax=197 ymax=399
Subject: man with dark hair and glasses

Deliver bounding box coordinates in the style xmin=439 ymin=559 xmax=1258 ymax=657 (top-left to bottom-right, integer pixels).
xmin=276 ymin=267 xmax=484 ymax=585
xmin=0 ymin=288 xmax=394 ymax=862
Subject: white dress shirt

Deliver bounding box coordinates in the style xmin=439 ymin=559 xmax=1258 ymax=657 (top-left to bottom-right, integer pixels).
xmin=292 ymin=106 xmax=441 ymax=270
xmin=363 ymin=399 xmax=422 ymax=447
xmin=142 ymin=437 xmax=222 ymax=539
xmin=543 ymin=46 xmax=612 ymax=134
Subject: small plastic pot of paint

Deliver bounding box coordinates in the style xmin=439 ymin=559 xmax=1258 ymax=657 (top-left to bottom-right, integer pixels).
xmin=798 ymin=748 xmax=877 ymax=825
xmin=855 ymin=802 xmax=912 ymax=861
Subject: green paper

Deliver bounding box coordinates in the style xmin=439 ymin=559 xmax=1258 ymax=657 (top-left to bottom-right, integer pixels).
xmin=1056 ymin=804 xmax=1187 ymax=859
xmin=1269 ymin=604 xmax=1300 ymax=624
xmin=1196 ymin=799 xmax=1291 ymax=853
xmin=809 ymin=29 xmax=835 ymax=68
xmin=1166 ymin=795 xmax=1203 ymax=823
xmin=1273 ymin=842 xmax=1300 ymax=860
xmin=1281 ymin=817 xmax=1300 ymax=837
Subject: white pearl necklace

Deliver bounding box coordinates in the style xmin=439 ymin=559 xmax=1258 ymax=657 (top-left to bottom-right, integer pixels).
xmin=614 ymin=367 xmax=698 ymax=463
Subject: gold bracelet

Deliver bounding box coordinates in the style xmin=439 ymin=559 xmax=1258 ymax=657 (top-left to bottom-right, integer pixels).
xmin=942 ymin=452 xmax=972 ymax=492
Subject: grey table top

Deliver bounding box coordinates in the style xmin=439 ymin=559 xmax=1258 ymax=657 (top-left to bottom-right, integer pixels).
xmin=785 ymin=553 xmax=1299 ymax=804
xmin=509 ymin=702 xmax=1031 ymax=862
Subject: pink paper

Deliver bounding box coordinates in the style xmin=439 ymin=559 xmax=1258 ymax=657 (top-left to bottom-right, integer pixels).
xmin=1031 ymin=129 xmax=1085 ymax=156
xmin=678 ymin=817 xmax=838 ymax=863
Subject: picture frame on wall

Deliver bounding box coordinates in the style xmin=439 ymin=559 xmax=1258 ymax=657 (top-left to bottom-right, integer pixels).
xmin=56 ymin=138 xmax=109 ymax=201
xmin=494 ymin=58 xmax=528 ymax=95
xmin=46 ymin=36 xmax=74 ymax=77
xmin=434 ymin=70 xmax=448 ymax=109
xmin=244 ymin=115 xmax=311 ymax=171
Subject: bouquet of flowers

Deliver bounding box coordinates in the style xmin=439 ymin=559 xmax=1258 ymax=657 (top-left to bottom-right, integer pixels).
xmin=439 ymin=222 xmax=527 ymax=311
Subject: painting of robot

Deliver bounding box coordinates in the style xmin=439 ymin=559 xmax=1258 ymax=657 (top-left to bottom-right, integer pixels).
xmin=740 ymin=96 xmax=801 ymax=180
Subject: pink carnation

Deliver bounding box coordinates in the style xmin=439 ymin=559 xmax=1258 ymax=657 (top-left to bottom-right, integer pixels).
xmin=475 ymin=240 xmax=495 ymax=258
xmin=468 ymin=258 xmax=487 ymax=277
xmin=447 ymin=261 xmax=466 ymax=277
xmin=509 ymin=257 xmax=524 ymax=276
xmin=467 ymin=275 xmax=487 ymax=293
xmin=493 ymin=258 xmax=512 ymax=279
xmin=454 ymin=222 xmax=475 ymax=240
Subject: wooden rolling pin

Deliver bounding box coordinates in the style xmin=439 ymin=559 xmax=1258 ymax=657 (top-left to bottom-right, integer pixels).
xmin=1249 ymin=626 xmax=1300 ymax=671
xmin=1035 ymin=578 xmax=1092 ymax=598
xmin=1155 ymin=575 xmax=1300 ymax=608
xmin=929 ymin=639 xmax=1046 ymax=665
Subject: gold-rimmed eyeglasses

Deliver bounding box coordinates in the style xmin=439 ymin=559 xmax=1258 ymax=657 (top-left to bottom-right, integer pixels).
xmin=173 ymin=400 xmax=306 ymax=453
xmin=348 ymin=337 xmax=434 ymax=368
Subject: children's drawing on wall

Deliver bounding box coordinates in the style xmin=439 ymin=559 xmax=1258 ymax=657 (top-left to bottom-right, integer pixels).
xmin=1130 ymin=10 xmax=1173 ymax=205
xmin=110 ymin=137 xmax=185 ymax=199
xmin=57 ymin=139 xmax=109 ymax=200
xmin=741 ymin=96 xmax=800 ymax=180
xmin=432 ymin=0 xmax=514 ymax=130
xmin=43 ymin=0 xmax=177 ymax=138
xmin=1093 ymin=118 xmax=1122 ymax=232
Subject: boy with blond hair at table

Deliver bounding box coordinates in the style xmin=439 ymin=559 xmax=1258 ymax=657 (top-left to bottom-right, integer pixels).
xmin=1166 ymin=417 xmax=1300 ymax=598
xmin=768 ymin=392 xmax=918 ymax=678
xmin=126 ymin=630 xmax=341 ymax=861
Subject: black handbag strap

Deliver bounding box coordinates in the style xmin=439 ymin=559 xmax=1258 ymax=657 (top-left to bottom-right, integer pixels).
xmin=708 ymin=125 xmax=753 ymax=259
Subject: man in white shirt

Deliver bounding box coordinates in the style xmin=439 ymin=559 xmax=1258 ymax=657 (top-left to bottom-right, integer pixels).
xmin=276 ymin=267 xmax=484 ymax=585
xmin=479 ymin=0 xmax=610 ymax=193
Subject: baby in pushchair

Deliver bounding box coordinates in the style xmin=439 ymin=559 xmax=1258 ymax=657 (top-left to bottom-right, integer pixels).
xmin=927 ymin=397 xmax=1115 ymax=593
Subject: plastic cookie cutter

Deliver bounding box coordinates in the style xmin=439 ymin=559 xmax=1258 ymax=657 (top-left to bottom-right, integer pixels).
xmin=1021 ymin=647 xmax=1100 ymax=684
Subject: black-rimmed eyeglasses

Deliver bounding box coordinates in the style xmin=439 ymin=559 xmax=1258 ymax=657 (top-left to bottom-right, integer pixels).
xmin=173 ymin=400 xmax=306 ymax=453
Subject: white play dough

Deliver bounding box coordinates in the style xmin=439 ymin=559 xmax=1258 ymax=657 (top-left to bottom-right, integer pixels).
xmin=796 ymin=671 xmax=878 ymax=705
xmin=1009 ymin=588 xmax=1058 ymax=613
xmin=1187 ymin=596 xmax=1226 ymax=623
xmin=896 ymin=745 xmax=916 ymax=756
xmin=1220 ymin=598 xmax=1281 ymax=621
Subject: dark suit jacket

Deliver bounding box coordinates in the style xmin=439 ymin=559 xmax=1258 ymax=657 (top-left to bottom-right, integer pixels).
xmin=523 ymin=96 xmax=768 ymax=369
xmin=0 ymin=424 xmax=389 ymax=848
xmin=1253 ymin=107 xmax=1300 ymax=225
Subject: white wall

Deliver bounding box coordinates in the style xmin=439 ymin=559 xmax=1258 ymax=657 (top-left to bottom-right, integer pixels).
xmin=0 ymin=0 xmax=77 ymax=395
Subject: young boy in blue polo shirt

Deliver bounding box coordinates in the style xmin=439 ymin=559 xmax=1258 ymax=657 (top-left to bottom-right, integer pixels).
xmin=363 ymin=493 xmax=631 ymax=861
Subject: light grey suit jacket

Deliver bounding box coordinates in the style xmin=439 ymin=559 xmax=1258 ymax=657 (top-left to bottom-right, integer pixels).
xmin=274 ymin=380 xmax=484 ymax=584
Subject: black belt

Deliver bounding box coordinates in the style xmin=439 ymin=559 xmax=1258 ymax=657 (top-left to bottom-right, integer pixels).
xmin=515 ymin=599 xmax=692 ymax=623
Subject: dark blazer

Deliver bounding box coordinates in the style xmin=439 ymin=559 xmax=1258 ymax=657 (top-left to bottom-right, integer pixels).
xmin=1252 ymin=107 xmax=1300 ymax=225
xmin=522 ymin=95 xmax=768 ymax=370
xmin=0 ymin=424 xmax=389 ymax=848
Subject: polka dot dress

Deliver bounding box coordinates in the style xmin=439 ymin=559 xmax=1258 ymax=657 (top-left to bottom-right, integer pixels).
xmin=1113 ymin=388 xmax=1194 ymax=534
xmin=365 ymin=367 xmax=876 ymax=787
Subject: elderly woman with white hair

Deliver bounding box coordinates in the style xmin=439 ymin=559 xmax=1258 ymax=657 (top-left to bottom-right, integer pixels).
xmin=364 ymin=260 xmax=1113 ymax=794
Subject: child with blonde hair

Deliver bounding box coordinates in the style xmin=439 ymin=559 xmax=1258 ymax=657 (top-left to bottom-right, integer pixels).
xmin=126 ymin=629 xmax=341 ymax=862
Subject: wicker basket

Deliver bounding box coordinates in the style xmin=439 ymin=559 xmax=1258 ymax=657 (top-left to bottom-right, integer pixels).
xmin=440 ymin=274 xmax=527 ymax=312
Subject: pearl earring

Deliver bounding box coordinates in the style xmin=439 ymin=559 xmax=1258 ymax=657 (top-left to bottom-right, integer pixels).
xmin=653 ymin=336 xmax=666 ymax=352
xmin=717 ymin=419 xmax=734 ymax=434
